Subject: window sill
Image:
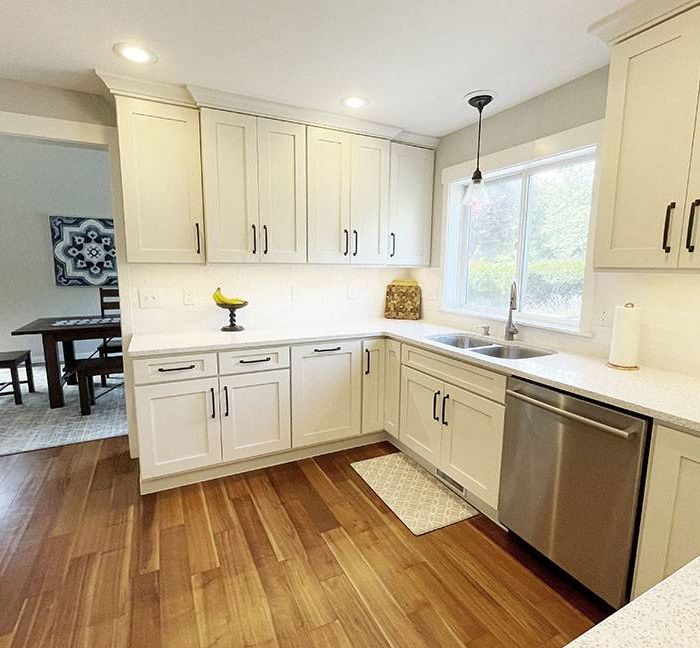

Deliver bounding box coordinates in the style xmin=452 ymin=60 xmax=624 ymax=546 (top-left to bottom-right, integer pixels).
xmin=438 ymin=307 xmax=594 ymax=339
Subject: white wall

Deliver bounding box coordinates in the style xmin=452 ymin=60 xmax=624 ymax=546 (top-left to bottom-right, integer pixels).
xmin=418 ymin=64 xmax=700 ymax=377
xmin=0 ymin=135 xmax=113 ymax=360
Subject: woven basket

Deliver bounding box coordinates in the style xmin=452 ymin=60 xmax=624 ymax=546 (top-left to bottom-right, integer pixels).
xmin=384 ymin=280 xmax=421 ymax=320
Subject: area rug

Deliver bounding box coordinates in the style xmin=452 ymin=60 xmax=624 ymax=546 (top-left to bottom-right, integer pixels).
xmin=351 ymin=452 xmax=477 ymax=535
xmin=0 ymin=365 xmax=126 ymax=456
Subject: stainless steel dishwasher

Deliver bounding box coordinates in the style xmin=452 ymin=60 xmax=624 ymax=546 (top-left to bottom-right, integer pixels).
xmin=499 ymin=377 xmax=650 ymax=609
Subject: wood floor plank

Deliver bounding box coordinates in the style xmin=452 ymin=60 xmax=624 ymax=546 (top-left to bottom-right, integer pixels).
xmin=181 ymin=484 xmax=220 ymax=574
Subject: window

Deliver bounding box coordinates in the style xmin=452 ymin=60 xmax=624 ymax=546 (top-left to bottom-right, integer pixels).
xmin=447 ymin=147 xmax=596 ymax=331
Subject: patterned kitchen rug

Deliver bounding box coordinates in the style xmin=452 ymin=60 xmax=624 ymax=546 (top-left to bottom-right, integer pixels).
xmin=351 ymin=452 xmax=477 ymax=535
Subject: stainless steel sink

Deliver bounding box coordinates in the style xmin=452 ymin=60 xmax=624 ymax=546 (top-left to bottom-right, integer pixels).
xmin=428 ymin=334 xmax=493 ymax=349
xmin=470 ymin=345 xmax=555 ymax=360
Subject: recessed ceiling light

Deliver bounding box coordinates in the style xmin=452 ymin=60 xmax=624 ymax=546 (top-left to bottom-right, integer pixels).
xmin=113 ymin=43 xmax=157 ymax=64
xmin=340 ymin=96 xmax=369 ymax=109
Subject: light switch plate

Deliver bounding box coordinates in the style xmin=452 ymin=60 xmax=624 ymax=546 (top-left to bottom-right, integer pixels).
xmin=183 ymin=288 xmax=195 ymax=306
xmin=139 ymin=289 xmax=161 ymax=309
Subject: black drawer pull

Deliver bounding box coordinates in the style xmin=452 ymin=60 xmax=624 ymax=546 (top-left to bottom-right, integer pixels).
xmin=662 ymin=202 xmax=675 ymax=253
xmin=263 ymin=224 xmax=269 ymax=255
xmin=252 ymin=223 xmax=257 ymax=254
xmin=365 ymin=348 xmax=371 ymax=375
xmin=224 ymin=385 xmax=229 ymax=417
xmin=210 ymin=387 xmax=216 ymax=419
xmin=353 ymin=229 xmax=358 ymax=256
xmin=390 ymin=232 xmax=396 ymax=258
xmin=343 ymin=229 xmax=349 ymax=256
xmin=441 ymin=394 xmax=449 ymax=426
xmin=239 ymin=357 xmax=271 ymax=364
xmin=432 ymin=390 xmax=441 ymax=421
xmin=314 ymin=346 xmax=341 ymax=353
xmin=195 ymin=223 xmax=201 ymax=254
xmin=686 ymin=199 xmax=700 ymax=253
xmin=158 ymin=364 xmax=196 ymax=373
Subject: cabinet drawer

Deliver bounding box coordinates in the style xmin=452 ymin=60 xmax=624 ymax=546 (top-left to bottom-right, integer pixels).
xmin=401 ymin=344 xmax=506 ymax=403
xmin=218 ymin=346 xmax=290 ymax=375
xmin=133 ymin=353 xmax=218 ymax=385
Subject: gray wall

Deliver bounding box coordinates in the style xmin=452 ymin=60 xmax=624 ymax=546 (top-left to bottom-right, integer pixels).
xmin=0 ymin=135 xmax=113 ymax=361
xmin=431 ymin=66 xmax=610 ymax=263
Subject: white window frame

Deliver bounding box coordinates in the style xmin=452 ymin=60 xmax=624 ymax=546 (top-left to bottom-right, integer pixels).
xmin=440 ymin=120 xmax=603 ymax=336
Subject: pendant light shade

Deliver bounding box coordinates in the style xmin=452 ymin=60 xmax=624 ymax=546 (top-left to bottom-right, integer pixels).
xmin=462 ymin=92 xmax=494 ymax=210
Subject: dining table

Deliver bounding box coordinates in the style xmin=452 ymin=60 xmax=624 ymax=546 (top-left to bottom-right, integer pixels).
xmin=11 ymin=315 xmax=121 ymax=408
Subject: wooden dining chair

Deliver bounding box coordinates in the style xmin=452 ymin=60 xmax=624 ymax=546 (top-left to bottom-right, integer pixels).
xmin=97 ymin=286 xmax=122 ymax=386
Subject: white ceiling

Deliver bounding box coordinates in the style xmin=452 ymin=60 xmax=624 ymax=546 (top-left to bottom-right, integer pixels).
xmin=1 ymin=0 xmax=629 ymax=137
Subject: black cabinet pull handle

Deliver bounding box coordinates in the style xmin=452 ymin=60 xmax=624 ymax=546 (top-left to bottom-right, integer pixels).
xmin=252 ymin=224 xmax=257 ymax=254
xmin=343 ymin=229 xmax=349 ymax=256
xmin=441 ymin=394 xmax=449 ymax=426
xmin=432 ymin=390 xmax=441 ymax=421
xmin=353 ymin=230 xmax=358 ymax=256
xmin=390 ymin=232 xmax=396 ymax=258
xmin=686 ymin=199 xmax=699 ymax=253
xmin=195 ymin=223 xmax=201 ymax=254
xmin=239 ymin=357 xmax=271 ymax=364
xmin=224 ymin=385 xmax=229 ymax=417
xmin=314 ymin=346 xmax=341 ymax=353
xmin=158 ymin=364 xmax=195 ymax=373
xmin=263 ymin=225 xmax=269 ymax=255
xmin=662 ymin=202 xmax=675 ymax=253
xmin=210 ymin=387 xmax=216 ymax=419
xmin=365 ymin=348 xmax=370 ymax=375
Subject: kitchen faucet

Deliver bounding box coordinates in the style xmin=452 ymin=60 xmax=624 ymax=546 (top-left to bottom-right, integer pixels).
xmin=505 ymin=281 xmax=518 ymax=341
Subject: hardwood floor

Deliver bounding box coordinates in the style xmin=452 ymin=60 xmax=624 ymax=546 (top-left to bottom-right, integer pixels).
xmin=0 ymin=437 xmax=611 ymax=647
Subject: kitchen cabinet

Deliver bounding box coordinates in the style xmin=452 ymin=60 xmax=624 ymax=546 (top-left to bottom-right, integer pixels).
xmin=388 ymin=143 xmax=434 ymax=266
xmin=383 ymin=339 xmax=401 ymax=438
xmin=595 ymin=7 xmax=700 ymax=269
xmin=201 ymin=109 xmax=259 ymax=262
xmin=633 ymin=425 xmax=700 ymax=597
xmin=220 ymin=369 xmax=291 ymax=461
xmin=116 ymin=96 xmax=204 ymax=264
xmin=400 ymin=366 xmax=443 ymax=465
xmin=362 ymin=339 xmax=385 ymax=434
xmin=135 ymin=377 xmax=222 ymax=478
xmin=307 ymin=127 xmax=390 ymax=264
xmin=439 ymin=384 xmax=504 ymax=509
xmin=291 ymin=340 xmax=362 ymax=446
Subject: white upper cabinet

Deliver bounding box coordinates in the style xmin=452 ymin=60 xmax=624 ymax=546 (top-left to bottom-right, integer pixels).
xmin=116 ymin=96 xmax=204 ymax=263
xmin=679 ymin=108 xmax=700 ymax=269
xmin=307 ymin=127 xmax=352 ymax=263
xmin=307 ymin=127 xmax=391 ymax=264
xmin=351 ymin=135 xmax=390 ymax=264
xmin=257 ymin=118 xmax=307 ymax=263
xmin=595 ymin=7 xmax=700 ymax=268
xmin=388 ymin=143 xmax=434 ymax=266
xmin=201 ymin=109 xmax=259 ymax=263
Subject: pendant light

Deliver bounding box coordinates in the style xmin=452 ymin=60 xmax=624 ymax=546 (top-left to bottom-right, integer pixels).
xmin=462 ymin=92 xmax=494 ymax=209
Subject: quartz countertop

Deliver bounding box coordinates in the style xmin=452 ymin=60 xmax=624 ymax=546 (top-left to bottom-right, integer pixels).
xmin=128 ymin=318 xmax=700 ymax=434
xmin=566 ymin=557 xmax=700 ymax=647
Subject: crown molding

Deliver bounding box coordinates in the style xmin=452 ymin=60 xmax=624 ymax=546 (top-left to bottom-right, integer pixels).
xmin=393 ymin=131 xmax=440 ymax=148
xmin=588 ymin=0 xmax=699 ymax=43
xmin=94 ymin=70 xmax=195 ymax=106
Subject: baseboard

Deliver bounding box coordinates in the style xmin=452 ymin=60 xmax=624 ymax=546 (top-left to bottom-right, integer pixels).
xmin=140 ymin=431 xmax=390 ymax=494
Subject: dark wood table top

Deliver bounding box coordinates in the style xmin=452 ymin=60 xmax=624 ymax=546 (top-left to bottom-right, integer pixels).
xmin=12 ymin=316 xmax=121 ymax=336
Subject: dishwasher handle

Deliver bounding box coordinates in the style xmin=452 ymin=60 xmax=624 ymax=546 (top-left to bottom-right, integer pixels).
xmin=506 ymin=389 xmax=638 ymax=440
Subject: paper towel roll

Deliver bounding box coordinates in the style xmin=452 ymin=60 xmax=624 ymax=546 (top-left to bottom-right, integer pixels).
xmin=608 ymin=303 xmax=642 ymax=369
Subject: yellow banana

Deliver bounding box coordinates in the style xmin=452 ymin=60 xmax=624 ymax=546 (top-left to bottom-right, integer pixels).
xmin=212 ymin=287 xmax=246 ymax=306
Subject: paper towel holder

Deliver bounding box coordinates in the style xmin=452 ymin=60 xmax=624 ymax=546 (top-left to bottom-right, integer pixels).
xmin=607 ymin=302 xmax=641 ymax=371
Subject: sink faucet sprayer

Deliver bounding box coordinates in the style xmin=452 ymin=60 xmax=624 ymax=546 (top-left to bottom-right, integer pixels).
xmin=505 ymin=281 xmax=519 ymax=341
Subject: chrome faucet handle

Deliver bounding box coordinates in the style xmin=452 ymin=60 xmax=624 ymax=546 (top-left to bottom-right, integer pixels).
xmin=478 ymin=325 xmax=490 ymax=336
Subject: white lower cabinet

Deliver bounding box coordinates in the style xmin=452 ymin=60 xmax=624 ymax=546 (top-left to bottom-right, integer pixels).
xmin=291 ymin=340 xmax=362 ymax=447
xmin=383 ymin=339 xmax=401 ymax=438
xmin=220 ymin=369 xmax=291 ymax=462
xmin=362 ymin=339 xmax=385 ymax=434
xmin=633 ymin=425 xmax=700 ymax=597
xmin=136 ymin=377 xmax=222 ymax=479
xmin=400 ymin=366 xmax=443 ymax=465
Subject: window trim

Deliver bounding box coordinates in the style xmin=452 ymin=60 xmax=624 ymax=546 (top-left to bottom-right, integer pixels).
xmin=440 ymin=120 xmax=603 ymax=336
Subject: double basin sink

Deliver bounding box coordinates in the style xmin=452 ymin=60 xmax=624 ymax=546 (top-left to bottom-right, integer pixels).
xmin=427 ymin=334 xmax=555 ymax=360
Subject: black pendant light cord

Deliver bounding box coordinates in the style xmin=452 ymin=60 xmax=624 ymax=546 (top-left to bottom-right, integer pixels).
xmin=475 ymin=106 xmax=483 ymax=177
xmin=466 ymin=93 xmax=493 ymax=183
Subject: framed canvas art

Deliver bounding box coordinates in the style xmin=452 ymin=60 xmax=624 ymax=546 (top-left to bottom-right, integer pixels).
xmin=49 ymin=216 xmax=118 ymax=287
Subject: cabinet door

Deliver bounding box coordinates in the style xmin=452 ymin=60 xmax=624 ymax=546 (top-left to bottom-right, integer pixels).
xmin=291 ymin=340 xmax=361 ymax=447
xmin=350 ymin=135 xmax=390 ymax=264
xmin=362 ymin=339 xmax=385 ymax=434
xmin=220 ymin=370 xmax=291 ymax=462
xmin=258 ymin=118 xmax=307 ymax=263
xmin=633 ymin=425 xmax=700 ymax=597
xmin=679 ymin=106 xmax=700 ymax=269
xmin=388 ymin=143 xmax=434 ymax=266
xmin=399 ymin=366 xmax=443 ymax=464
xmin=135 ymin=377 xmax=221 ymax=479
xmin=116 ymin=96 xmax=204 ymax=263
xmin=439 ymin=384 xmax=505 ymax=509
xmin=595 ymin=9 xmax=700 ymax=268
xmin=201 ymin=109 xmax=259 ymax=263
xmin=307 ymin=127 xmax=351 ymax=264
xmin=384 ymin=339 xmax=401 ymax=438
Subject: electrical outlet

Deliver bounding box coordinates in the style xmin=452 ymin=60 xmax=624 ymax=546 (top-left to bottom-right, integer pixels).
xmin=183 ymin=288 xmax=195 ymax=306
xmin=427 ymin=287 xmax=438 ymax=301
xmin=347 ymin=283 xmax=358 ymax=301
xmin=598 ymin=309 xmax=610 ymax=326
xmin=139 ymin=289 xmax=161 ymax=309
